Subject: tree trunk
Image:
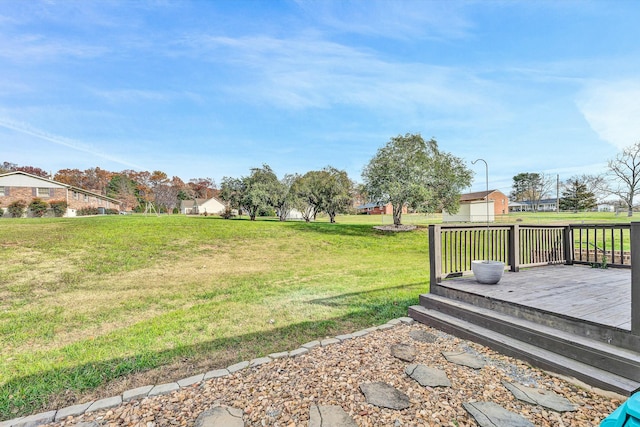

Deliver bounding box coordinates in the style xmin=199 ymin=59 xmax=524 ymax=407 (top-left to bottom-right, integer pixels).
xmin=393 ymin=203 xmax=402 ymax=226
xmin=329 ymin=213 xmax=336 ymax=223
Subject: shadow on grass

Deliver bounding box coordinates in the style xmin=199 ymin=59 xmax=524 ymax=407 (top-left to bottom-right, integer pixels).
xmin=286 ymin=221 xmax=403 ymax=238
xmin=0 ymin=298 xmax=418 ymax=421
xmin=308 ymin=283 xmax=426 ymax=307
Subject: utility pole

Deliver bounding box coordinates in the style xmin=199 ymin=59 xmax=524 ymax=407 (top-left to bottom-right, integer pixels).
xmin=556 ymin=174 xmax=560 ymax=212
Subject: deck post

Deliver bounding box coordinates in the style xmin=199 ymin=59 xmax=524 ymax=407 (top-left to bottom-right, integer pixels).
xmin=429 ymin=225 xmax=442 ymax=289
xmin=508 ymin=224 xmax=520 ymax=272
xmin=631 ymin=222 xmax=640 ymax=335
xmin=563 ymin=225 xmax=573 ymax=265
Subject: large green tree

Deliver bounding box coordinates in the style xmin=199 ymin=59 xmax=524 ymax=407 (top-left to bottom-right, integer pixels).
xmin=362 ymin=133 xmax=472 ymax=226
xmin=290 ymin=167 xmax=353 ymax=223
xmin=606 ymin=142 xmax=640 ymax=217
xmin=559 ymin=177 xmax=597 ymax=212
xmin=220 ymin=165 xmax=279 ymax=220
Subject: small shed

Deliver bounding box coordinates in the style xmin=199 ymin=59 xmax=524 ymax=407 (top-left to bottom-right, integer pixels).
xmin=443 ymin=199 xmax=495 ymax=223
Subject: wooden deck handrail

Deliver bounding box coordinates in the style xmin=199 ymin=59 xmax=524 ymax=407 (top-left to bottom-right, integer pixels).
xmin=429 ymin=221 xmax=639 ymax=335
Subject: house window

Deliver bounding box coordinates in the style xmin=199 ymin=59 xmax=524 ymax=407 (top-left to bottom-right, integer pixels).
xmin=72 ymin=191 xmax=78 ymax=200
xmin=0 ymin=187 xmax=4 ymax=196
xmin=37 ymin=187 xmax=50 ymax=197
xmin=84 ymin=194 xmax=89 ymax=202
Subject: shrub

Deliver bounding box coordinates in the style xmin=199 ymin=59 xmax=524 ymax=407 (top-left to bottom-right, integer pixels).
xmin=221 ymin=205 xmax=236 ymax=219
xmin=49 ymin=200 xmax=68 ymax=217
xmin=0 ymin=207 xmax=4 ymax=217
xmin=29 ymin=198 xmax=49 ymax=217
xmin=78 ymin=207 xmax=99 ymax=216
xmin=106 ymin=209 xmax=119 ymax=215
xmin=8 ymin=200 xmax=27 ymax=218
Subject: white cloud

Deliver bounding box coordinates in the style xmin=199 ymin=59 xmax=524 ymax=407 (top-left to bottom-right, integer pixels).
xmin=577 ymin=81 xmax=640 ymax=150
xmin=295 ymin=0 xmax=474 ymax=41
xmin=0 ymin=117 xmax=145 ymax=170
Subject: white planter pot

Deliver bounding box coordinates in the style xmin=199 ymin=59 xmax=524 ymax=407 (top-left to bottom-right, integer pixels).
xmin=471 ymin=260 xmax=505 ymax=285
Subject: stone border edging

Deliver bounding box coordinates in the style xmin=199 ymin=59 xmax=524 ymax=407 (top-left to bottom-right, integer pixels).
xmin=1 ymin=317 xmax=415 ymax=427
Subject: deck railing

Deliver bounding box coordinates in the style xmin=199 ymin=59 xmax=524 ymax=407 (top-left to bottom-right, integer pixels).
xmin=430 ymin=222 xmax=640 ymax=334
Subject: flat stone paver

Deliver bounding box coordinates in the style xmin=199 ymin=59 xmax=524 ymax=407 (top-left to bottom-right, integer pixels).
xmin=178 ymin=374 xmax=204 ymax=387
xmin=463 ymin=401 xmax=535 ymax=427
xmin=195 ymin=405 xmax=244 ymax=427
xmin=249 ymin=357 xmax=272 ymax=367
xmin=360 ymin=382 xmax=410 ymax=410
xmin=289 ymin=348 xmax=309 ymax=357
xmin=502 ymin=381 xmax=578 ymax=412
xmin=321 ymin=338 xmax=340 ymax=346
xmin=86 ymin=396 xmax=122 ymax=413
xmin=227 ymin=361 xmax=250 ymax=373
xmin=55 ymin=402 xmax=94 ymax=421
xmin=442 ymin=351 xmax=485 ymax=369
xmin=268 ymin=351 xmax=289 ymax=359
xmin=122 ymin=385 xmax=154 ymax=401
xmin=398 ymin=317 xmax=414 ymax=324
xmin=148 ymin=382 xmax=179 ymax=396
xmin=391 ymin=343 xmax=416 ymax=362
xmin=335 ymin=334 xmax=353 ymax=341
xmin=309 ymin=405 xmax=357 ymax=427
xmin=351 ymin=330 xmax=370 ymax=338
xmin=11 ymin=410 xmax=56 ymax=427
xmin=405 ymin=364 xmax=451 ymax=387
xmin=0 ymin=418 xmax=23 ymax=427
xmin=204 ymin=368 xmax=230 ymax=380
xmin=302 ymin=340 xmax=321 ymax=349
xmin=409 ymin=330 xmax=438 ymax=343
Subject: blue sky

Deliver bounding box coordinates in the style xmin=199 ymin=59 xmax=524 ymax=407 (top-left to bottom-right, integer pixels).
xmin=1 ymin=1 xmax=640 ymax=194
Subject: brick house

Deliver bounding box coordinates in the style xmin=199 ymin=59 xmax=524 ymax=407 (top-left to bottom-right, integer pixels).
xmin=356 ymin=202 xmax=407 ymax=215
xmin=0 ymin=171 xmax=121 ymax=217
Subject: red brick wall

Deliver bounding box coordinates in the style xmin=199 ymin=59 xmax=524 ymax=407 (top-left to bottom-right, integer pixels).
xmin=488 ymin=192 xmax=509 ymax=216
xmin=1 ymin=186 xmax=120 ymax=216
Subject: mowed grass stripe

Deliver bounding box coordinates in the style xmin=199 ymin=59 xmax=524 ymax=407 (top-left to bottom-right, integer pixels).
xmin=0 ymin=215 xmax=427 ymax=420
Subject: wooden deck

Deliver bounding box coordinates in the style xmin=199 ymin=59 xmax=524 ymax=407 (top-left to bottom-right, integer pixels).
xmin=410 ymin=263 xmax=640 ymax=394
xmin=439 ymin=264 xmax=631 ymax=330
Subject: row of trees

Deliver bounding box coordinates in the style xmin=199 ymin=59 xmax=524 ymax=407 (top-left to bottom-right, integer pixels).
xmin=217 ymin=134 xmax=473 ymax=225
xmin=220 ymin=165 xmax=353 ymax=223
xmin=510 ymin=142 xmax=640 ymax=215
xmin=1 ymin=134 xmax=479 ymax=225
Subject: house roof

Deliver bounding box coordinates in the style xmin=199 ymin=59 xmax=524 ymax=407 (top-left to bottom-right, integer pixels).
xmin=180 ymin=197 xmax=225 ymax=208
xmin=356 ymin=202 xmax=388 ymax=209
xmin=0 ymin=171 xmax=121 ymax=204
xmin=460 ymin=190 xmax=502 ymax=202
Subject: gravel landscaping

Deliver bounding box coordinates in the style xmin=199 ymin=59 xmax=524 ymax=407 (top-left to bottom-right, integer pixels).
xmin=33 ymin=321 xmax=623 ymax=426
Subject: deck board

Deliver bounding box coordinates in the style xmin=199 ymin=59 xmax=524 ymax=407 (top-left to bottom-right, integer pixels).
xmin=439 ymin=264 xmax=631 ymax=330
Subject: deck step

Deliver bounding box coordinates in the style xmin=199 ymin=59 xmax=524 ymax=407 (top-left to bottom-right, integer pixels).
xmin=426 ymin=286 xmax=640 ymax=352
xmin=409 ymin=304 xmax=640 ymax=396
xmin=417 ymin=293 xmax=640 ymax=382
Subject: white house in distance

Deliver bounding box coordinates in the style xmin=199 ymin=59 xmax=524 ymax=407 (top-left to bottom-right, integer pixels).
xmin=180 ymin=197 xmax=225 ymax=215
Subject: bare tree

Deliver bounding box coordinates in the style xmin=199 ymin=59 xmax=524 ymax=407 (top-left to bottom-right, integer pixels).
xmin=606 ymin=142 xmax=640 ymax=217
xmin=510 ymin=172 xmax=554 ymax=212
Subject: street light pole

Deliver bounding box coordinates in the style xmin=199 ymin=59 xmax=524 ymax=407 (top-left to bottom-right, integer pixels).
xmin=472 ymin=158 xmax=489 ymax=263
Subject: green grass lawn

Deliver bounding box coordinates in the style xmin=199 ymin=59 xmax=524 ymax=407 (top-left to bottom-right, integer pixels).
xmin=0 ymin=215 xmax=429 ymax=420
xmin=0 ymin=210 xmax=633 ymax=420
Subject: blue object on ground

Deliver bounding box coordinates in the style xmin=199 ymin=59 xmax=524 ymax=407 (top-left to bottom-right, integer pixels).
xmin=601 ymin=394 xmax=640 ymax=427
